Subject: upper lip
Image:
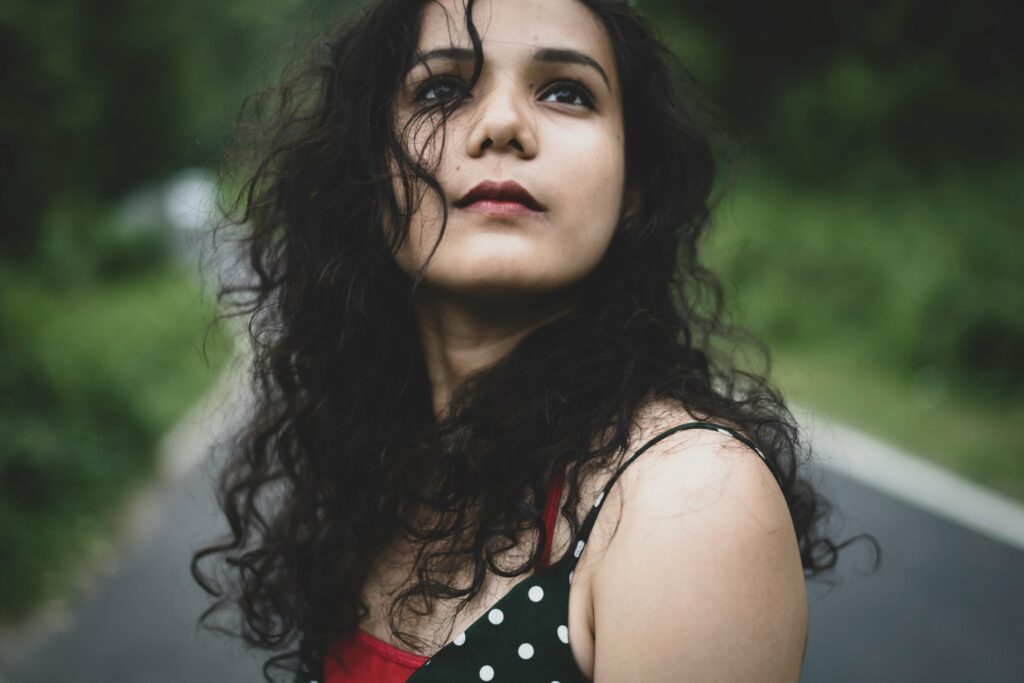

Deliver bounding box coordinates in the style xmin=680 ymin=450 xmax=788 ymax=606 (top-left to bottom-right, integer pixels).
xmin=454 ymin=180 xmax=545 ymax=211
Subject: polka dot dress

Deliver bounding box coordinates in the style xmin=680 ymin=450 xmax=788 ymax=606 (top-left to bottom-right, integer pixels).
xmin=313 ymin=422 xmax=774 ymax=683
xmin=403 ymin=548 xmax=586 ymax=682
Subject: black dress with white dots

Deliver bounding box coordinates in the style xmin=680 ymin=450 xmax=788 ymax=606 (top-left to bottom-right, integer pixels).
xmin=317 ymin=421 xmax=776 ymax=682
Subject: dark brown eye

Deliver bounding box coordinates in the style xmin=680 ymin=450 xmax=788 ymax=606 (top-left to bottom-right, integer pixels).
xmin=414 ymin=76 xmax=465 ymax=103
xmin=540 ymin=80 xmax=596 ymax=110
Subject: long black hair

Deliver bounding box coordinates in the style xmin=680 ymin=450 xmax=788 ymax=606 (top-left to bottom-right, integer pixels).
xmin=192 ymin=1 xmax=871 ymax=680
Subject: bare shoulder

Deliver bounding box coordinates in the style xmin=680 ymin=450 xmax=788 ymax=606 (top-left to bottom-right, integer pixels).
xmin=588 ymin=400 xmax=808 ymax=682
xmin=614 ymin=399 xmax=783 ymax=518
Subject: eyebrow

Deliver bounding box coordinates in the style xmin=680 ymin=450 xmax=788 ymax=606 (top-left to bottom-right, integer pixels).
xmin=411 ymin=46 xmax=611 ymax=90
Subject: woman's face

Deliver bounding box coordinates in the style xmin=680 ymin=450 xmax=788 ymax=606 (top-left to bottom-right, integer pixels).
xmin=391 ymin=0 xmax=626 ymax=302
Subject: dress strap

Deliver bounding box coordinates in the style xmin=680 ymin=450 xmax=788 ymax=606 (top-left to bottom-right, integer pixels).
xmin=563 ymin=421 xmax=775 ymax=572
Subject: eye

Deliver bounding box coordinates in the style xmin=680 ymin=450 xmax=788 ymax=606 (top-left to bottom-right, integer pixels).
xmin=413 ymin=75 xmax=466 ymax=103
xmin=539 ymin=80 xmax=596 ymax=110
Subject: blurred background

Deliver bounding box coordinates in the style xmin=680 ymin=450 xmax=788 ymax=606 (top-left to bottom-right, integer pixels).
xmin=1 ymin=0 xmax=1021 ymax=681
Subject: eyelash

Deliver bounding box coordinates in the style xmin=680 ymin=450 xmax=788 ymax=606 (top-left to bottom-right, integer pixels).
xmin=413 ymin=75 xmax=597 ymax=110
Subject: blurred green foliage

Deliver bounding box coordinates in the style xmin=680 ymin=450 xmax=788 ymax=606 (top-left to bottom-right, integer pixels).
xmin=0 ymin=0 xmax=308 ymax=621
xmin=704 ymin=161 xmax=1024 ymax=498
xmin=646 ymin=0 xmax=1023 ymax=180
xmin=708 ymin=160 xmax=1024 ymax=399
xmin=0 ymin=262 xmax=232 ymax=619
xmin=0 ymin=0 xmax=323 ymax=254
xmin=643 ymin=0 xmax=1023 ymax=496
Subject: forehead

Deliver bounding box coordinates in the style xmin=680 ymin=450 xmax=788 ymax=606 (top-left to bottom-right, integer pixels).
xmin=417 ymin=0 xmax=618 ymax=87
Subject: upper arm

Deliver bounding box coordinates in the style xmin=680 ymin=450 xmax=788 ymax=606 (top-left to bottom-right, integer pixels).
xmin=590 ymin=429 xmax=808 ymax=683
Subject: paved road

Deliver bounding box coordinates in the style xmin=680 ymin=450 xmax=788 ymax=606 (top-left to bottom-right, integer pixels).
xmin=3 ymin=417 xmax=1022 ymax=682
xmin=1 ymin=458 xmax=266 ymax=683
xmin=802 ymin=467 xmax=1024 ymax=682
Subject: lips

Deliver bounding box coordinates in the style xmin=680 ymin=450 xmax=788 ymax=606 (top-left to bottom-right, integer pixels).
xmin=454 ymin=180 xmax=545 ymax=212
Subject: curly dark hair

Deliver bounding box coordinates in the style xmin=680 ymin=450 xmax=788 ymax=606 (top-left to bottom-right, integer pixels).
xmin=192 ymin=0 xmax=875 ymax=680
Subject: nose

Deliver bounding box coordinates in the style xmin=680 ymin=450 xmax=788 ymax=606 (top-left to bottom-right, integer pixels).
xmin=464 ymin=77 xmax=538 ymax=159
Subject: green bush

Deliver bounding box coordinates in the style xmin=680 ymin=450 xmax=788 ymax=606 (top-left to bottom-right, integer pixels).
xmin=707 ymin=159 xmax=1024 ymax=397
xmin=0 ymin=263 xmax=231 ymax=620
xmin=704 ymin=159 xmax=1024 ymax=498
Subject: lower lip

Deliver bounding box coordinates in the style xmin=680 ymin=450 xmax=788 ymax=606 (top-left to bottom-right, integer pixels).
xmin=459 ymin=199 xmax=540 ymax=216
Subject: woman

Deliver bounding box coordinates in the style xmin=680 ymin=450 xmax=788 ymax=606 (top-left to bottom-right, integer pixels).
xmin=194 ymin=0 xmax=858 ymax=681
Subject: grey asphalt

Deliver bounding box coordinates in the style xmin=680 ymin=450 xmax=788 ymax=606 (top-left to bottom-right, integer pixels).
xmin=1 ymin=458 xmax=266 ymax=683
xmin=802 ymin=468 xmax=1024 ymax=682
xmin=3 ymin=443 xmax=1022 ymax=682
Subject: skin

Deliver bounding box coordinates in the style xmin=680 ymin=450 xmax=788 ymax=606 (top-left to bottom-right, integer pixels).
xmin=382 ymin=1 xmax=809 ymax=680
xmin=392 ymin=0 xmax=627 ymax=417
xmin=582 ymin=409 xmax=809 ymax=682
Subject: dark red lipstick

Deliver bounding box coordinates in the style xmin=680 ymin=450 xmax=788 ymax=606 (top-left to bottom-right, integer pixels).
xmin=454 ymin=180 xmax=545 ymax=212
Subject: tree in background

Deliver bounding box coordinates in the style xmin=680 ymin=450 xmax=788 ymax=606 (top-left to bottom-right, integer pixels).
xmin=0 ymin=0 xmax=335 ymax=621
xmin=644 ymin=0 xmax=1023 ymax=181
xmin=0 ymin=0 xmax=330 ymax=257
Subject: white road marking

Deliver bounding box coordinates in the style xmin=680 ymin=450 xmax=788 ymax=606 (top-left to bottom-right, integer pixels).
xmin=794 ymin=406 xmax=1024 ymax=552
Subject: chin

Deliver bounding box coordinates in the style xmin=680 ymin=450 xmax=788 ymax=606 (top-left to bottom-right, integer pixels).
xmin=432 ymin=274 xmax=558 ymax=301
xmin=416 ymin=262 xmax=580 ymax=300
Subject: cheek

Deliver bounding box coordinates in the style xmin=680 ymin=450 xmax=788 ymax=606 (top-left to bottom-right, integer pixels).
xmin=552 ymin=126 xmax=626 ymax=246
xmin=386 ymin=133 xmax=450 ymax=276
xmin=390 ymin=190 xmax=447 ymax=276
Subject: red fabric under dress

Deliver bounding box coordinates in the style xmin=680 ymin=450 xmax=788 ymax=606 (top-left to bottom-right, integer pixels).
xmin=324 ymin=469 xmax=566 ymax=683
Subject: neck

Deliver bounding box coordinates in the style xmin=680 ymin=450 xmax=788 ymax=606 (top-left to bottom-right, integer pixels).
xmin=412 ymin=285 xmax=578 ymax=420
